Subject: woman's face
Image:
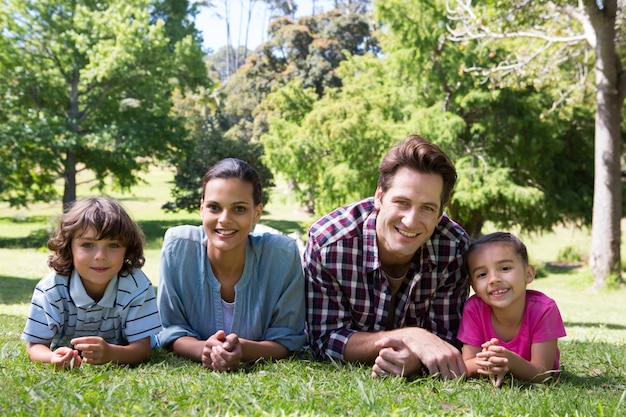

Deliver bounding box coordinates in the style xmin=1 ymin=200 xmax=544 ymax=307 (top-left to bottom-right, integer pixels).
xmin=200 ymin=178 xmax=262 ymax=256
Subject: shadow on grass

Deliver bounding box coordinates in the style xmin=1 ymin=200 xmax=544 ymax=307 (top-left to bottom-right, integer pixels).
xmin=0 ymin=219 xmax=200 ymax=250
xmin=0 ymin=215 xmax=304 ymax=250
xmin=559 ymin=369 xmax=625 ymax=389
xmin=257 ymin=219 xmax=307 ymax=235
xmin=0 ymin=313 xmax=27 ymax=333
xmin=0 ymin=229 xmax=50 ymax=249
xmin=534 ymin=262 xmax=582 ymax=279
xmin=564 ymin=321 xmax=626 ymax=330
xmin=0 ymin=275 xmax=37 ymax=304
xmin=138 ymin=219 xmax=199 ymax=246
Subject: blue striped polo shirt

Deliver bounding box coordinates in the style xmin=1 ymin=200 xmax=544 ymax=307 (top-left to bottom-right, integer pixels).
xmin=22 ymin=268 xmax=162 ymax=349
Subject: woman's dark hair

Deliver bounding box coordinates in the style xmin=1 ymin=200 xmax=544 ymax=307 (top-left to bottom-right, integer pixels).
xmin=201 ymin=158 xmax=263 ymax=206
xmin=47 ymin=197 xmax=145 ymax=276
xmin=378 ymin=134 xmax=457 ymax=215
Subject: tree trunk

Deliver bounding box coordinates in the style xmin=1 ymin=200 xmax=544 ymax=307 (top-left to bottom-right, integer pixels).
xmin=63 ymin=76 xmax=81 ymax=212
xmin=62 ymin=150 xmax=77 ymax=212
xmin=587 ymin=0 xmax=625 ymax=289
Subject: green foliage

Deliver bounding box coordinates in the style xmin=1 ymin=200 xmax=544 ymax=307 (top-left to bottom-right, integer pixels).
xmin=260 ymin=54 xmax=408 ymax=215
xmin=207 ymin=45 xmax=254 ymax=80
xmin=557 ymin=245 xmax=583 ymax=264
xmin=0 ymin=0 xmax=208 ymax=209
xmin=163 ymin=103 xmax=274 ymax=212
xmin=260 ymin=0 xmax=596 ymax=235
xmin=450 ymin=87 xmax=594 ymax=236
xmin=220 ymin=9 xmax=380 ymax=155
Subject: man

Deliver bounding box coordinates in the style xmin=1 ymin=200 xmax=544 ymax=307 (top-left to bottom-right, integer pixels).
xmin=304 ymin=134 xmax=469 ymax=379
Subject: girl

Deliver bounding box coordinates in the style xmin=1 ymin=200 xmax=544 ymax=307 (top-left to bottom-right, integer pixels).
xmin=458 ymin=232 xmax=566 ymax=386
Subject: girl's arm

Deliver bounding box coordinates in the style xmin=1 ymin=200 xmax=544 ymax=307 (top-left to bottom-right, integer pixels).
xmin=461 ymin=344 xmax=484 ymax=377
xmin=498 ymin=339 xmax=559 ymax=383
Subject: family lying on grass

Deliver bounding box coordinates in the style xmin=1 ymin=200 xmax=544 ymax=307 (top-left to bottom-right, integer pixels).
xmin=21 ymin=135 xmax=566 ymax=387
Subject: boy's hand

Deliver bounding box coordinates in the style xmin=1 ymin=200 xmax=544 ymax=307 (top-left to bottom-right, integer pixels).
xmin=70 ymin=336 xmax=111 ymax=365
xmin=51 ymin=346 xmax=82 ymax=370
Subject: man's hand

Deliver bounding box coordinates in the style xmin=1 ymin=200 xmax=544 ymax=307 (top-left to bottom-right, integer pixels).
xmin=371 ymin=337 xmax=421 ymax=378
xmin=372 ymin=330 xmax=466 ymax=379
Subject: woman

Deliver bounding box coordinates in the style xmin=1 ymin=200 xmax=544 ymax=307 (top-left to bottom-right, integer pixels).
xmin=157 ymin=158 xmax=306 ymax=371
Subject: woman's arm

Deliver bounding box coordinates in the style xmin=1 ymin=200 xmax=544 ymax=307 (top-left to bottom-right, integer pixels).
xmin=240 ymin=338 xmax=289 ymax=362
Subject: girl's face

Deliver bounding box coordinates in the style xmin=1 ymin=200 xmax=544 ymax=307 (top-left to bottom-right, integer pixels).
xmin=467 ymin=242 xmax=535 ymax=311
xmin=71 ymin=228 xmax=126 ymax=301
xmin=200 ymin=178 xmax=262 ymax=257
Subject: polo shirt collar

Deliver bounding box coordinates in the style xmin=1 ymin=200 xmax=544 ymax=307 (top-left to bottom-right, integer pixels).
xmin=69 ymin=269 xmax=119 ymax=308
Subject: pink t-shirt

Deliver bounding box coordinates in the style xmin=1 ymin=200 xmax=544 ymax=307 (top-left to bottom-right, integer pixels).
xmin=458 ymin=290 xmax=567 ymax=369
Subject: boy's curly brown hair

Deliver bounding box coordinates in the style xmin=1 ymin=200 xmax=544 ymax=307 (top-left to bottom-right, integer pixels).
xmin=47 ymin=197 xmax=145 ymax=276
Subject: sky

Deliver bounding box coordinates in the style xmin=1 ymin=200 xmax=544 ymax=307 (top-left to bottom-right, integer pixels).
xmin=194 ymin=0 xmax=338 ymax=52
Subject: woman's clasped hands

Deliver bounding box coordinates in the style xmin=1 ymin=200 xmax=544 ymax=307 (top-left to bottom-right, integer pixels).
xmin=202 ymin=330 xmax=242 ymax=372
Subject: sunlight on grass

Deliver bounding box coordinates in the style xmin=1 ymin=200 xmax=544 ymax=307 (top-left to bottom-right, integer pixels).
xmin=1 ymin=166 xmax=626 ymax=416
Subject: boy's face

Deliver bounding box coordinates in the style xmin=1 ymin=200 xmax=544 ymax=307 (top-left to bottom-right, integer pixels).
xmin=467 ymin=241 xmax=535 ymax=310
xmin=71 ymin=228 xmax=126 ymax=300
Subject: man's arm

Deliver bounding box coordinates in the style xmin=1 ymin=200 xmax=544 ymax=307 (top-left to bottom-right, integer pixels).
xmin=303 ymin=236 xmax=353 ymax=361
xmin=371 ymin=328 xmax=466 ymax=379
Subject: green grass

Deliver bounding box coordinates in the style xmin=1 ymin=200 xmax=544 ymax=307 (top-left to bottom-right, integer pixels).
xmin=1 ymin=166 xmax=625 ymax=416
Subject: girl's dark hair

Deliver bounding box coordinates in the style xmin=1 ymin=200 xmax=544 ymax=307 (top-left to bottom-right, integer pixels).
xmin=378 ymin=134 xmax=457 ymax=215
xmin=201 ymin=158 xmax=263 ymax=206
xmin=47 ymin=197 xmax=145 ymax=276
xmin=466 ymin=232 xmax=529 ymax=267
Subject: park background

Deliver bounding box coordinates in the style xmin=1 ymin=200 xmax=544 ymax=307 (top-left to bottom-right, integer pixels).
xmin=1 ymin=0 xmax=625 ymax=415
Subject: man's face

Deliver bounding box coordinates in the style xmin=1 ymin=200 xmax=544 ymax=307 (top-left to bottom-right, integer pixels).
xmin=375 ymin=167 xmax=443 ymax=267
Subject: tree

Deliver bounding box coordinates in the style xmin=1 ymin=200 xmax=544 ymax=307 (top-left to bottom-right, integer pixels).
xmin=221 ymin=9 xmax=379 ymax=153
xmin=164 ymin=86 xmax=274 ymax=212
xmin=207 ymin=45 xmax=254 ymax=81
xmin=260 ymin=0 xmax=595 ymax=236
xmin=0 ymin=0 xmax=207 ymax=210
xmin=446 ymin=0 xmax=626 ymax=288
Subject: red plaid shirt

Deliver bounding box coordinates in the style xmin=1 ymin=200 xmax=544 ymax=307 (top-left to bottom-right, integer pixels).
xmin=304 ymin=198 xmax=470 ymax=361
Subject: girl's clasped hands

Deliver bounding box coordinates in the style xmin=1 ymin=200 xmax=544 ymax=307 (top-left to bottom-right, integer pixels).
xmin=475 ymin=338 xmax=509 ymax=387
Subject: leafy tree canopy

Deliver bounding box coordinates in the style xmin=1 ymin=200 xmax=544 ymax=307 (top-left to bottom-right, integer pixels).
xmin=260 ymin=0 xmax=595 ymax=237
xmin=164 ymin=88 xmax=274 ymax=212
xmin=0 ymin=0 xmax=208 ymax=209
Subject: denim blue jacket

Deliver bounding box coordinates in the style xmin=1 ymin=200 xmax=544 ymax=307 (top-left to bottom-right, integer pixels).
xmin=156 ymin=225 xmax=306 ymax=352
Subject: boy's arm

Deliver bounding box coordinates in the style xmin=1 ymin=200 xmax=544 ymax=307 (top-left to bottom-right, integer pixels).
xmin=26 ymin=342 xmax=81 ymax=369
xmin=71 ymin=336 xmax=152 ymax=365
